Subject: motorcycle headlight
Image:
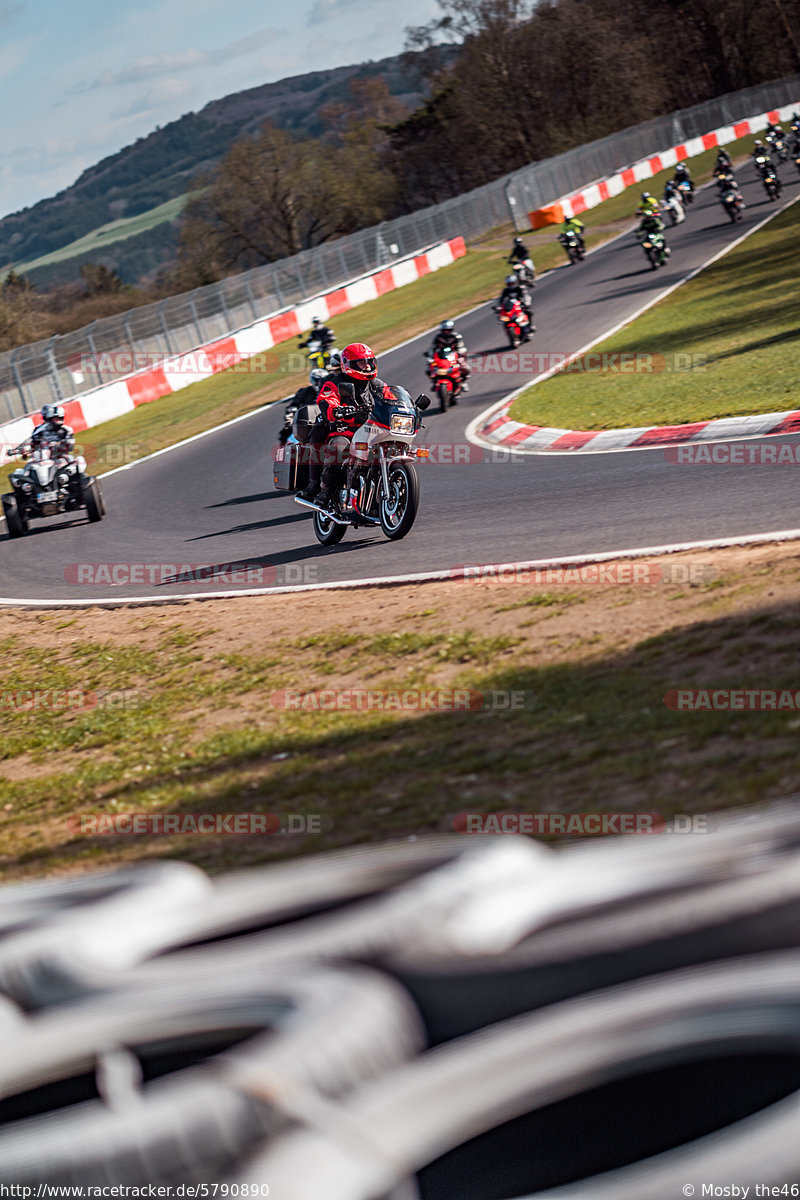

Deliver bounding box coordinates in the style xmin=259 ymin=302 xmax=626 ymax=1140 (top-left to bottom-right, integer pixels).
xmin=390 ymin=414 xmax=414 ymax=435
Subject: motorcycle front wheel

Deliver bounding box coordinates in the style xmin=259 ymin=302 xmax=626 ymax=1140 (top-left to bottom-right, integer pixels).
xmin=437 ymin=382 xmax=449 ymax=414
xmin=380 ymin=463 xmax=419 ymax=541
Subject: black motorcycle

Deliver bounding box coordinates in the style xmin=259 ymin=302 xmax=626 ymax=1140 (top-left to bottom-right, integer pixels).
xmin=719 ymin=185 xmax=744 ymax=222
xmin=558 ymin=229 xmax=585 ymax=264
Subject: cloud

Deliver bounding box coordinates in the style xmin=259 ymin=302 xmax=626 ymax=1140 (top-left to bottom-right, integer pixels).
xmin=110 ymin=76 xmax=193 ymax=119
xmin=75 ymin=26 xmax=285 ymax=93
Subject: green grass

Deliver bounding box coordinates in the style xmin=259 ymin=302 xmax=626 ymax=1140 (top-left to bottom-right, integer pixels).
xmin=510 ymin=146 xmax=800 ymax=431
xmin=4 ymin=563 xmax=800 ymax=875
xmin=13 ymin=196 xmax=192 ymax=273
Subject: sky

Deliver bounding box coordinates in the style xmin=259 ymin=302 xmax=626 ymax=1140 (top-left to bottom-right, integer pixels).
xmin=0 ymin=0 xmax=440 ymax=218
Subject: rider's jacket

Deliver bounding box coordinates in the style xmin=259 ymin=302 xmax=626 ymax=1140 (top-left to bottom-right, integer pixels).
xmin=316 ymin=373 xmax=394 ymax=440
xmin=427 ymin=331 xmax=467 ymax=359
xmin=300 ymin=325 xmax=335 ymax=350
xmin=29 ymin=421 xmax=76 ymax=455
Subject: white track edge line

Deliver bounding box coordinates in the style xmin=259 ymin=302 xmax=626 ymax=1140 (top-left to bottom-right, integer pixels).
xmin=3 ymin=525 xmax=800 ymax=608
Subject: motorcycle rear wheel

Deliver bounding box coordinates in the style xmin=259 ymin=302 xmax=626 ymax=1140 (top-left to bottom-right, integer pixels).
xmin=380 ymin=463 xmax=419 ymax=541
xmin=313 ymin=507 xmax=347 ymax=546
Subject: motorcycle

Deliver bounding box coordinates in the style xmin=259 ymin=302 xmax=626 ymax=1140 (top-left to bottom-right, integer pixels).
xmin=426 ymin=348 xmax=463 ymax=413
xmin=298 ymin=335 xmax=336 ymax=370
xmin=558 ymin=229 xmax=585 ymax=264
xmin=719 ymin=185 xmax=744 ymax=222
xmin=3 ymin=444 xmax=104 ymax=538
xmin=494 ymin=298 xmax=532 ymax=348
xmin=294 ymin=388 xmax=431 ymax=545
xmin=662 ymin=193 xmax=685 ymax=225
xmin=760 ymin=164 xmax=782 ymax=201
xmin=766 ymin=131 xmax=789 ymax=162
xmin=675 ymin=177 xmax=694 ymax=207
xmin=508 ymin=258 xmax=536 ymax=287
xmin=637 ymin=227 xmax=670 ymax=269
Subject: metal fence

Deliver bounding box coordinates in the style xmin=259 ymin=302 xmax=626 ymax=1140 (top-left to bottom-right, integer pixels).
xmin=2 ymin=73 xmax=798 ymax=426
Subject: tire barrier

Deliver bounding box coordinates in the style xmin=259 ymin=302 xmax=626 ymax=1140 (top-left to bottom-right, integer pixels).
xmin=0 ymin=963 xmax=424 ymax=1184
xmin=235 ymin=953 xmax=800 ymax=1198
xmin=3 ymin=803 xmax=800 ymax=1188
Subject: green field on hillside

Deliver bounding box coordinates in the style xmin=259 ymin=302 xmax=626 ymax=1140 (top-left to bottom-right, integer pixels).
xmin=12 ymin=195 xmax=190 ymax=274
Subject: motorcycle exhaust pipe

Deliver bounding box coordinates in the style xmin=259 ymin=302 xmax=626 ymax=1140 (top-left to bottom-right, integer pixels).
xmin=293 ymin=496 xmax=351 ymax=525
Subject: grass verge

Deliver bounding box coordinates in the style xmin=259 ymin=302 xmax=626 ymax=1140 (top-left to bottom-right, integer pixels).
xmin=1 ymin=540 xmax=800 ymax=879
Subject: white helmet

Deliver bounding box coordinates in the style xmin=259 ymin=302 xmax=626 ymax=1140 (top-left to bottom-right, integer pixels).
xmin=41 ymin=404 xmax=65 ymax=424
xmin=309 ymin=368 xmax=328 ymax=390
xmin=505 ymin=274 xmax=516 ymax=286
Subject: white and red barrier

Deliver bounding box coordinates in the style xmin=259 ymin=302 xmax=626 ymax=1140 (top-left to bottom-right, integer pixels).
xmin=0 ymin=238 xmax=466 ymax=451
xmin=530 ymin=102 xmax=799 ymax=225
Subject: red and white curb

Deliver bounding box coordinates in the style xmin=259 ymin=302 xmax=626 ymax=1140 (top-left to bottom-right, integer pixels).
xmin=0 ymin=237 xmax=465 ymax=454
xmin=534 ymin=101 xmax=799 ymax=224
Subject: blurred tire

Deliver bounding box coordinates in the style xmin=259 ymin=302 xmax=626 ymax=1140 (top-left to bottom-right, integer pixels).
xmin=114 ymin=836 xmax=549 ymax=984
xmin=233 ymin=952 xmax=800 ymax=1199
xmin=0 ymin=863 xmax=210 ymax=1008
xmin=0 ymin=962 xmax=424 ymax=1184
xmin=380 ymin=850 xmax=800 ymax=1041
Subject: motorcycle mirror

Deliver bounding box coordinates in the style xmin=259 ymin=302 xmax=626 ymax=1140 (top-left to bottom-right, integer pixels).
xmin=338 ymin=382 xmax=356 ymax=403
xmin=416 ymin=394 xmax=432 ymax=411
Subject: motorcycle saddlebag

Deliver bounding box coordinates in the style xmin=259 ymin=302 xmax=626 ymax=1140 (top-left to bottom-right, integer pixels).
xmin=273 ymin=442 xmax=303 ymax=491
xmin=293 ymin=404 xmax=321 ymax=446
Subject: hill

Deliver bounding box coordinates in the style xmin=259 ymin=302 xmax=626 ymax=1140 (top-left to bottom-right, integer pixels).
xmin=0 ymin=51 xmax=432 ymax=278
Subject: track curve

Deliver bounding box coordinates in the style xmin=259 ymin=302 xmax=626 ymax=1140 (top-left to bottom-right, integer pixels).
xmin=2 ymin=168 xmax=799 ymax=604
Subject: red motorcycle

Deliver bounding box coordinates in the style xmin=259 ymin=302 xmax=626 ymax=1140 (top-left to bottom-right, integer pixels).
xmin=495 ymin=298 xmax=531 ymax=349
xmin=427 ymin=347 xmax=463 ymax=413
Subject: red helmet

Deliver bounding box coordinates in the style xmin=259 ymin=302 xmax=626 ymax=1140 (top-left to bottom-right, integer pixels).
xmin=341 ymin=342 xmax=377 ymax=380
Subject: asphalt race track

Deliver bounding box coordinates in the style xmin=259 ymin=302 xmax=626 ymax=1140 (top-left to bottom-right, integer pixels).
xmin=2 ymin=165 xmax=799 ymax=603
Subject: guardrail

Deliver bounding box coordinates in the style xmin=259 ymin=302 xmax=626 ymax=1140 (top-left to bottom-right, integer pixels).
xmin=1 ymin=72 xmax=798 ymax=426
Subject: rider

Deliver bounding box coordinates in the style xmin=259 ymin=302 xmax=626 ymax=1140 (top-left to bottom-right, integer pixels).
xmin=424 ymin=320 xmax=471 ymax=392
xmin=279 ymin=368 xmax=328 ymax=445
xmin=713 ymin=148 xmax=733 ymax=175
xmin=637 ymin=192 xmax=661 ymax=217
xmin=496 ymin=274 xmax=535 ymax=338
xmin=27 ymin=405 xmax=76 ymax=457
xmin=674 ymin=161 xmax=695 ymax=193
xmin=562 ymin=215 xmax=586 ymax=250
xmin=752 ymin=139 xmax=771 ymax=170
xmin=638 ymin=211 xmax=669 ymax=258
xmin=298 ymin=342 xmax=392 ymax=505
xmin=508 ymin=236 xmax=532 ymax=265
xmin=299 ymin=317 xmax=335 ymax=356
